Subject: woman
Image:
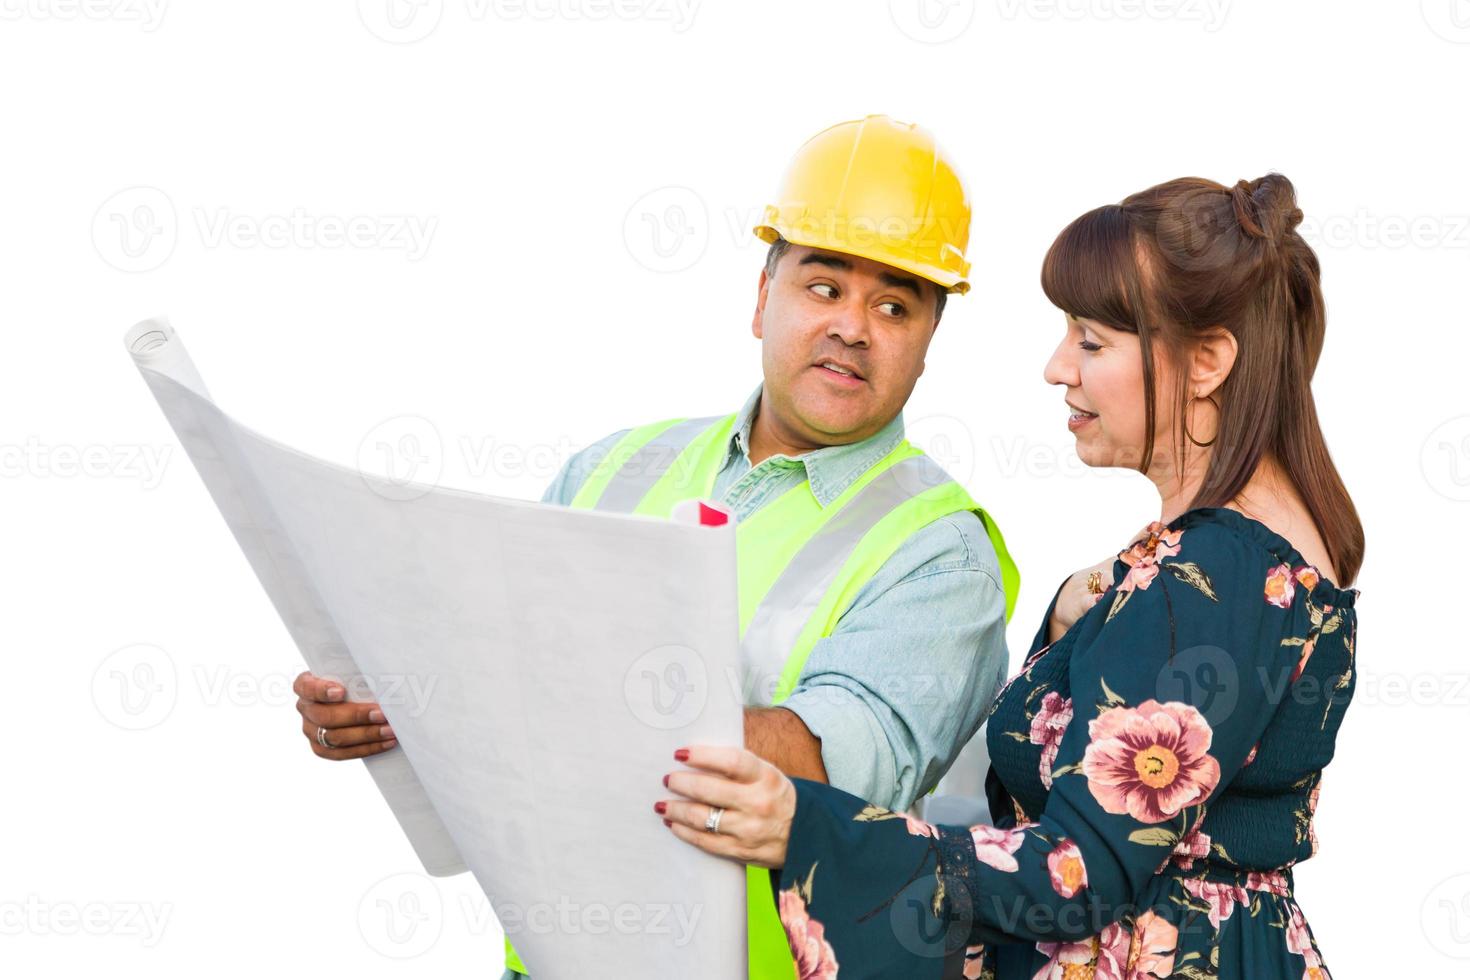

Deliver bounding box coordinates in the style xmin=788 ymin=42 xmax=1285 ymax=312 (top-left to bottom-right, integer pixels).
xmin=655 ymin=174 xmax=1363 ymax=979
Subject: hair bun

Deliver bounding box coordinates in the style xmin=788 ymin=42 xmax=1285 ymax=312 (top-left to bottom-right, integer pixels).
xmin=1231 ymin=174 xmax=1304 ymax=244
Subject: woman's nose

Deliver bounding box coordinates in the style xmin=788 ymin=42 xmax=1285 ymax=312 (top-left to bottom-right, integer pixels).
xmin=1043 ymin=339 xmax=1076 ymax=387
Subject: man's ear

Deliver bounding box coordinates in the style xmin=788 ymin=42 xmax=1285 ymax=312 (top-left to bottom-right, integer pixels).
xmin=1191 ymin=326 xmax=1238 ymax=398
xmin=752 ymin=268 xmax=770 ymax=340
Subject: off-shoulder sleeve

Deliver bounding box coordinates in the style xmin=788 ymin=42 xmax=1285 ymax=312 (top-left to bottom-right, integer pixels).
xmin=772 ymin=521 xmax=1303 ymax=976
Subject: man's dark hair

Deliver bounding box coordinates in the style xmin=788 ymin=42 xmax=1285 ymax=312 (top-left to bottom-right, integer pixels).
xmin=763 ymin=237 xmax=947 ymax=323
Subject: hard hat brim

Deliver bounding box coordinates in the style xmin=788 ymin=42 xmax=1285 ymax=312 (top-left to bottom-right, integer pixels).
xmin=753 ymin=223 xmax=971 ymax=296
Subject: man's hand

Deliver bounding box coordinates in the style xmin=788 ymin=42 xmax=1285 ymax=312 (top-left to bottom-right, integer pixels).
xmin=293 ymin=671 xmax=398 ymax=760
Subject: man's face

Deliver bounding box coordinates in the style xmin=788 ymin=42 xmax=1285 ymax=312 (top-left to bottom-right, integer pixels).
xmin=752 ymin=244 xmax=942 ymax=447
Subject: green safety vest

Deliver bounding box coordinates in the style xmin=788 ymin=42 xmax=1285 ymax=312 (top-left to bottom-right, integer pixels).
xmin=505 ymin=412 xmax=1019 ymax=979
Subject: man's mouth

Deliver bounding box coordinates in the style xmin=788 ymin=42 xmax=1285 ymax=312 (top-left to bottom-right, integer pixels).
xmin=815 ymin=360 xmax=865 ymax=383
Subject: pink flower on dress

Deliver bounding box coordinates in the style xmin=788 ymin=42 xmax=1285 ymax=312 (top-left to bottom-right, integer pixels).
xmin=1284 ymin=901 xmax=1323 ymax=972
xmin=970 ymin=822 xmax=1034 ymax=873
xmin=1244 ymin=870 xmax=1290 ymax=896
xmin=1294 ymin=565 xmax=1321 ymax=593
xmin=1169 ymin=827 xmax=1212 ymax=871
xmin=1116 ymin=525 xmax=1183 ymax=594
xmin=778 ymin=889 xmax=839 ymax=980
xmin=1033 ymin=928 xmax=1126 ymax=980
xmin=1029 ymin=692 xmax=1073 ymax=790
xmin=1126 ymin=910 xmax=1178 ymax=978
xmin=1046 ymin=838 xmax=1089 ymax=898
xmin=1082 ymin=700 xmax=1222 ymax=823
xmin=1181 ymin=878 xmax=1250 ymax=929
xmin=1265 ymin=563 xmax=1296 ymax=608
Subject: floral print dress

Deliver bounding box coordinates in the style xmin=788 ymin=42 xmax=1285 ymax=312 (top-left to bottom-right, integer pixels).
xmin=773 ymin=507 xmax=1358 ymax=980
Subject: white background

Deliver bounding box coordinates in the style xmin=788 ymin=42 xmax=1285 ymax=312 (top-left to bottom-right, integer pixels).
xmin=4 ymin=0 xmax=1467 ymax=976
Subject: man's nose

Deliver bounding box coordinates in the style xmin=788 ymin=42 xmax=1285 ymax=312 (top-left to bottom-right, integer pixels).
xmin=825 ymin=305 xmax=870 ymax=347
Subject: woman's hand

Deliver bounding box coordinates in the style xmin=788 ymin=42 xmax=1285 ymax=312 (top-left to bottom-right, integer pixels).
xmin=656 ymin=745 xmax=795 ymax=870
xmin=1047 ymin=556 xmax=1116 ymax=643
xmin=1046 ymin=524 xmax=1156 ymax=643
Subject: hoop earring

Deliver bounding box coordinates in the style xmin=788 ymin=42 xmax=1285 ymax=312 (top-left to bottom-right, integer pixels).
xmin=1185 ymin=393 xmax=1220 ymax=448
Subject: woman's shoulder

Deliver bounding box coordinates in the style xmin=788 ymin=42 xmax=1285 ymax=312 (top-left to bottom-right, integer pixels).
xmin=1164 ymin=507 xmax=1358 ymax=612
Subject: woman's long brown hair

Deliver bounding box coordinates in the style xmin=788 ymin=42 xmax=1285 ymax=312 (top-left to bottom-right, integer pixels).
xmin=1040 ymin=174 xmax=1364 ymax=585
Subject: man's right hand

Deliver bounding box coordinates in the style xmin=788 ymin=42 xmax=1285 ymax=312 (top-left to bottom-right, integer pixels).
xmin=293 ymin=671 xmax=398 ymax=760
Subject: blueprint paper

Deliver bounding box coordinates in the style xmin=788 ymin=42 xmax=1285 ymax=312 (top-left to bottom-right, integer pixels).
xmin=124 ymin=317 xmax=746 ymax=978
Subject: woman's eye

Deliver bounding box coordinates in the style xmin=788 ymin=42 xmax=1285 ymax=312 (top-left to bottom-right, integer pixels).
xmin=1079 ymin=340 xmax=1102 ymax=352
xmin=810 ymin=283 xmax=838 ymax=299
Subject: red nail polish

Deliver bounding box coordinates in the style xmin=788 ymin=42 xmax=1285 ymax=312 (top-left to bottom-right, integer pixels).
xmin=654 ymin=801 xmax=667 ymax=814
xmin=662 ymin=774 xmax=670 ymax=788
xmin=674 ymin=748 xmax=690 ymax=762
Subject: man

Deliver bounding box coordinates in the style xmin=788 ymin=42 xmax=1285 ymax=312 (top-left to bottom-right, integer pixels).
xmin=293 ymin=114 xmax=1018 ymax=979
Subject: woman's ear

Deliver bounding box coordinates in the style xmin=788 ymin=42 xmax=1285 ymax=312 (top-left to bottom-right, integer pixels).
xmin=1191 ymin=326 xmax=1238 ymax=398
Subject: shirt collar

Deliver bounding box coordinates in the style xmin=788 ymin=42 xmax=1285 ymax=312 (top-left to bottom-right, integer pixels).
xmin=728 ymin=383 xmax=907 ymax=507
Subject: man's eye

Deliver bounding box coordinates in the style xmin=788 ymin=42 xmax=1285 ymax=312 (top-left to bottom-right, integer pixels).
xmin=810 ymin=283 xmax=838 ymax=299
xmin=878 ymin=301 xmax=906 ymax=317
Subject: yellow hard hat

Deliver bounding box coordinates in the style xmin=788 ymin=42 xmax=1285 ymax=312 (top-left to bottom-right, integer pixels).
xmin=753 ymin=114 xmax=972 ymax=295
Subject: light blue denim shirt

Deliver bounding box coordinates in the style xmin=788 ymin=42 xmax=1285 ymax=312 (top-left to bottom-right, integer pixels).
xmin=541 ymin=384 xmax=1011 ymax=812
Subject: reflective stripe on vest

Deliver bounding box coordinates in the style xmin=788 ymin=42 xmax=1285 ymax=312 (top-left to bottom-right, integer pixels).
xmin=507 ymin=413 xmax=1019 ymax=980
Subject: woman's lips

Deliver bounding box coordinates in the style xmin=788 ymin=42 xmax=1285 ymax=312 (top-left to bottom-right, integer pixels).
xmin=1067 ymin=409 xmax=1098 ymax=432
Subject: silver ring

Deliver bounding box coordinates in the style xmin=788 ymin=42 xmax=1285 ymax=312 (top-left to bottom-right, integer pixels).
xmin=704 ymin=806 xmax=725 ymax=835
xmin=317 ymin=725 xmax=334 ymax=749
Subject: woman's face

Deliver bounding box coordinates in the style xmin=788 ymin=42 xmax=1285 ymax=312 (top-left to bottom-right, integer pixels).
xmin=1043 ymin=314 xmax=1177 ymax=472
